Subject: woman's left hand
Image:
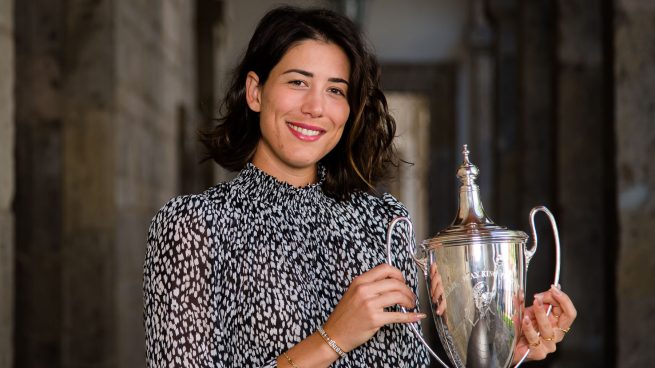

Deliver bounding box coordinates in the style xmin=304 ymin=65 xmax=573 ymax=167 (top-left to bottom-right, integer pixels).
xmin=512 ymin=285 xmax=577 ymax=363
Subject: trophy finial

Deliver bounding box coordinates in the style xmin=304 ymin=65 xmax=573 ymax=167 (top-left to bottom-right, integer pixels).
xmin=457 ymin=144 xmax=479 ymax=186
xmin=452 ymin=144 xmax=493 ymax=226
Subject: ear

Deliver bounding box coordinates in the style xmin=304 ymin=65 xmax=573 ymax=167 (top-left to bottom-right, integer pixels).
xmin=245 ymin=71 xmax=262 ymax=112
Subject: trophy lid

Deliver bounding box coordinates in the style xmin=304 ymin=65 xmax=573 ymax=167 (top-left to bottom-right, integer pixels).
xmin=425 ymin=145 xmax=528 ymax=248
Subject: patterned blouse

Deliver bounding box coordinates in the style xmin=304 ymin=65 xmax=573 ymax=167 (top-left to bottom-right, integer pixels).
xmin=143 ymin=163 xmax=431 ymax=367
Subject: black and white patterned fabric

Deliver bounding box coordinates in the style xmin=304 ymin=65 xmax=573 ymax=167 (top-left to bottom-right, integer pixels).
xmin=143 ymin=163 xmax=431 ymax=367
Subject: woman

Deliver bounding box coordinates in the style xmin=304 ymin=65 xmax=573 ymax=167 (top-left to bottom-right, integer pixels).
xmin=143 ymin=6 xmax=576 ymax=368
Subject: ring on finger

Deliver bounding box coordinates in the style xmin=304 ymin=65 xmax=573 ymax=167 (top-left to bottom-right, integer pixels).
xmin=542 ymin=334 xmax=556 ymax=342
xmin=558 ymin=326 xmax=571 ymax=334
xmin=530 ymin=340 xmax=541 ymax=348
xmin=552 ymin=312 xmax=561 ymax=319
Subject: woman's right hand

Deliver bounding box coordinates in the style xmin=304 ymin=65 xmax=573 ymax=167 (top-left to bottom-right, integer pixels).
xmin=322 ymin=263 xmax=427 ymax=352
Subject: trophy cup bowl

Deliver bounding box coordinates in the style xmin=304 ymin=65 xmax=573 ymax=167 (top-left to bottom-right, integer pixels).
xmin=386 ymin=145 xmax=561 ymax=368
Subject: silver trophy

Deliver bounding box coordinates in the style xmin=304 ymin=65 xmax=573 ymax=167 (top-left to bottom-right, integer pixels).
xmin=387 ymin=145 xmax=561 ymax=368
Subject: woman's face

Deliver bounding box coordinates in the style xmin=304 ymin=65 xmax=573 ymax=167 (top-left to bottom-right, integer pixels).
xmin=246 ymin=39 xmax=351 ymax=186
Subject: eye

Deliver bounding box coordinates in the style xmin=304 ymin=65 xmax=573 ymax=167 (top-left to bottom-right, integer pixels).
xmin=328 ymin=87 xmax=346 ymax=97
xmin=288 ymin=80 xmax=307 ymax=87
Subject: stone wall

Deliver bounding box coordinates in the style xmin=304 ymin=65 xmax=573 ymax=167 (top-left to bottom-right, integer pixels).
xmin=615 ymin=1 xmax=655 ymax=366
xmin=13 ymin=0 xmax=198 ymax=366
xmin=0 ymin=0 xmax=13 ymax=366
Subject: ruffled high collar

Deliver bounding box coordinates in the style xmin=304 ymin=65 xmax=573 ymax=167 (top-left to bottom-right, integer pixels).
xmin=229 ymin=163 xmax=328 ymax=207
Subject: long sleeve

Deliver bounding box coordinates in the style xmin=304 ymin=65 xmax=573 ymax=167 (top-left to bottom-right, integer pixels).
xmin=144 ymin=195 xmax=218 ymax=367
xmin=143 ymin=195 xmax=279 ymax=368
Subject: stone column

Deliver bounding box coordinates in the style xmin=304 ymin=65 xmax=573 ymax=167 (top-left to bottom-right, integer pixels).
xmin=489 ymin=0 xmax=521 ymax=227
xmin=0 ymin=0 xmax=14 ymax=366
xmin=14 ymin=1 xmax=65 ymax=365
xmin=518 ymin=0 xmax=558 ymax=311
xmin=60 ymin=1 xmax=118 ymax=366
xmin=12 ymin=0 xmax=197 ymax=366
xmin=113 ymin=0 xmax=196 ymax=365
xmin=61 ymin=0 xmax=196 ymax=366
xmin=615 ymin=1 xmax=655 ymax=366
xmin=557 ymin=0 xmax=614 ymax=365
xmin=466 ymin=0 xmax=496 ymax=212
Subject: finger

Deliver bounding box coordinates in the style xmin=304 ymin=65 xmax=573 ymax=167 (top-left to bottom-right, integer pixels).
xmin=355 ymin=264 xmax=405 ymax=284
xmin=521 ymin=316 xmax=552 ymax=361
xmin=371 ymin=290 xmax=416 ymax=310
xmin=549 ymin=285 xmax=577 ymax=322
xmin=549 ymin=304 xmax=563 ymax=322
xmin=430 ymin=273 xmax=442 ymax=289
xmin=537 ymin=286 xmax=576 ymax=328
xmin=430 ymin=263 xmax=439 ymax=277
xmin=378 ymin=311 xmax=427 ymax=325
xmin=533 ymin=297 xmax=557 ymax=343
xmin=523 ymin=306 xmax=537 ymax=322
xmin=430 ymin=278 xmax=443 ymax=299
xmin=364 ymin=278 xmax=416 ymax=301
xmin=430 ymin=283 xmax=446 ymax=315
xmin=347 ymin=280 xmax=416 ymax=313
xmin=436 ymin=297 xmax=447 ymax=315
xmin=430 ymin=284 xmax=444 ymax=303
xmin=521 ymin=316 xmax=542 ymax=350
xmin=534 ymin=290 xmax=560 ymax=312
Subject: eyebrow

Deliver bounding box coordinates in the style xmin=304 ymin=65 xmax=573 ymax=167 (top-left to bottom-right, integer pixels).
xmin=282 ymin=68 xmax=349 ymax=86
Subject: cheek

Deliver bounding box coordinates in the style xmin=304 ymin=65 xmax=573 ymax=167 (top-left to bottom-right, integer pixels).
xmin=331 ymin=104 xmax=349 ymax=144
xmin=334 ymin=102 xmax=350 ymax=129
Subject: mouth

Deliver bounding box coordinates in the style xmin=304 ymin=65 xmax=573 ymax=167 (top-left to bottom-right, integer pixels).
xmin=286 ymin=122 xmax=325 ymax=141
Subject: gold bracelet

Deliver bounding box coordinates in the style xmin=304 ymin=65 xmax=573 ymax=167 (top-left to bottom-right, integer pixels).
xmin=317 ymin=326 xmax=347 ymax=358
xmin=282 ymin=352 xmax=299 ymax=368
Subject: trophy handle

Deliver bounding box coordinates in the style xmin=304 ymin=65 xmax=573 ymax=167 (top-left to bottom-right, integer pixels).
xmin=526 ymin=206 xmax=561 ymax=285
xmin=514 ymin=206 xmax=562 ymax=368
xmin=386 ymin=217 xmax=451 ymax=368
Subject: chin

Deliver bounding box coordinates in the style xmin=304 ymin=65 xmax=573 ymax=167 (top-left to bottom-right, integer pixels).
xmin=287 ymin=158 xmax=321 ymax=170
xmin=285 ymin=151 xmax=327 ymax=168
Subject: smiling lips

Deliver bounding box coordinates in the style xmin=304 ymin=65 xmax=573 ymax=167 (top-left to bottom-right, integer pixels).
xmin=286 ymin=121 xmax=326 ymax=142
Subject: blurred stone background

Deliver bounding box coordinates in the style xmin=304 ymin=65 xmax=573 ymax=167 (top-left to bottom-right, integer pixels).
xmin=0 ymin=0 xmax=653 ymax=367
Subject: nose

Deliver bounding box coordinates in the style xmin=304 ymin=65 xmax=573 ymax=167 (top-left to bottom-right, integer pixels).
xmin=300 ymin=89 xmax=324 ymax=118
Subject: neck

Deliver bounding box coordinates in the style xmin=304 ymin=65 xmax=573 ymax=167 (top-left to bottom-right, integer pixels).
xmin=251 ymin=153 xmax=317 ymax=188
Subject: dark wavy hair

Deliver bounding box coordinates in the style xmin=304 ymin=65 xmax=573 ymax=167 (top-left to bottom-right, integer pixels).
xmin=200 ymin=6 xmax=398 ymax=200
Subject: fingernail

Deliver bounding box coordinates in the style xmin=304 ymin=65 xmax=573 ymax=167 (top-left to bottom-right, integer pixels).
xmin=551 ymin=284 xmax=562 ymax=294
xmin=417 ymin=313 xmax=427 ymax=319
xmin=534 ymin=296 xmax=542 ymax=306
xmin=523 ymin=316 xmax=530 ymax=325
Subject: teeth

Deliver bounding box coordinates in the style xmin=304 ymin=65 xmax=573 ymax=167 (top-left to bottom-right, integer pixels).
xmin=289 ymin=124 xmax=321 ymax=136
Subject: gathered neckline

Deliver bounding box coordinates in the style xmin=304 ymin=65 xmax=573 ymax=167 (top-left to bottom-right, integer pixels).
xmin=229 ymin=163 xmax=328 ymax=206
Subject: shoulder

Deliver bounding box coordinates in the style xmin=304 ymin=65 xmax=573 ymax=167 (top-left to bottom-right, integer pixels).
xmin=149 ymin=194 xmax=212 ymax=235
xmin=147 ymin=183 xmax=235 ymax=250
xmin=346 ymin=190 xmax=410 ymax=219
xmin=380 ymin=192 xmax=410 ymax=218
xmin=148 ymin=184 xmax=230 ymax=234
